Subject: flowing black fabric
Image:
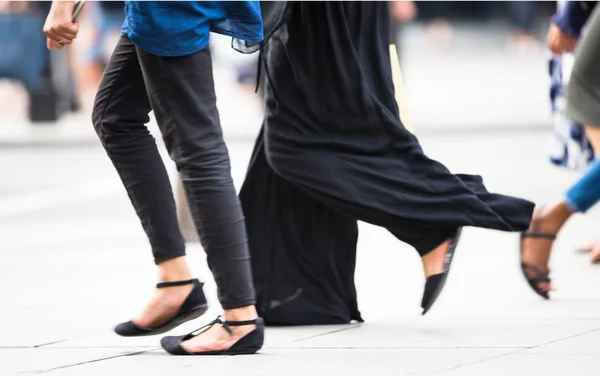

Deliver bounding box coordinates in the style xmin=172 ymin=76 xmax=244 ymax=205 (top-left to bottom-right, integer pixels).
xmin=240 ymin=1 xmax=535 ymax=326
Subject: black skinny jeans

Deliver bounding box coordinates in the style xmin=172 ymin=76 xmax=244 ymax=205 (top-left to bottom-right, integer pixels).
xmin=92 ymin=36 xmax=256 ymax=310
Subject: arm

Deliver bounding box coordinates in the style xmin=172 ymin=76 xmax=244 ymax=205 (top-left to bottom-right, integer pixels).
xmin=552 ymin=1 xmax=597 ymax=38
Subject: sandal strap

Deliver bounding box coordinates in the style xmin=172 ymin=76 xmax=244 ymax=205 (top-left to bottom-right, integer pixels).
xmin=521 ymin=231 xmax=556 ymax=240
xmin=187 ymin=316 xmax=259 ymax=338
xmin=527 ymin=275 xmax=551 ymax=282
xmin=156 ymin=279 xmax=197 ymax=288
xmin=188 ymin=317 xmax=223 ymax=338
xmin=220 ymin=317 xmax=259 ymax=335
xmin=222 ymin=319 xmax=259 ymax=327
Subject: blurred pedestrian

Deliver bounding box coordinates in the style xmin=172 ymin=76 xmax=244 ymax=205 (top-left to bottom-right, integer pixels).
xmin=520 ymin=2 xmax=600 ymax=299
xmin=389 ymin=1 xmax=417 ymax=65
xmin=44 ymin=0 xmax=265 ymax=356
xmin=507 ymin=1 xmax=541 ymax=50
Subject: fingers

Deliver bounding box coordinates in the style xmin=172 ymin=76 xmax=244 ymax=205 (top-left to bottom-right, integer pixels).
xmin=46 ymin=38 xmax=65 ymax=50
xmin=43 ymin=21 xmax=78 ymax=49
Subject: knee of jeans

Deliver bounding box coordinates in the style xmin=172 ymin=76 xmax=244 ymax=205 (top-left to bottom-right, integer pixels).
xmin=91 ymin=99 xmax=106 ymax=137
xmin=91 ymin=98 xmax=119 ymax=140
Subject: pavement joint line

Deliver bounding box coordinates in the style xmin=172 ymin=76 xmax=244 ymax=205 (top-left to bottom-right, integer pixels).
xmin=444 ymin=348 xmax=525 ymax=373
xmin=266 ymin=315 xmax=405 ymax=348
xmin=442 ymin=327 xmax=600 ymax=373
xmin=33 ymin=346 xmax=159 ymax=350
xmin=34 ymin=336 xmax=90 ymax=349
xmin=521 ymin=327 xmax=600 ymax=350
xmin=268 ymin=346 xmax=531 ymax=350
xmin=28 ymin=348 xmax=158 ymax=375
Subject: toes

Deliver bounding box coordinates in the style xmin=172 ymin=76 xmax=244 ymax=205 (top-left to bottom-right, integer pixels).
xmin=537 ymin=281 xmax=553 ymax=293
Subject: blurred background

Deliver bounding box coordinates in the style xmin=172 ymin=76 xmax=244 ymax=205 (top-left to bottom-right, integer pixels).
xmin=0 ymin=0 xmax=557 ymax=140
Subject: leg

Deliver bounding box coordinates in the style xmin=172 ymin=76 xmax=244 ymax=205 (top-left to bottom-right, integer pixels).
xmin=240 ymin=128 xmax=362 ymax=325
xmin=388 ymin=224 xmax=460 ymax=314
xmin=521 ymin=127 xmax=600 ymax=295
xmin=134 ymin=46 xmax=258 ymax=352
xmin=92 ymin=36 xmax=202 ymax=333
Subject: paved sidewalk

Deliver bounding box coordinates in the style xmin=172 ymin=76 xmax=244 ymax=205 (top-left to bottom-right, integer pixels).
xmin=1 ymin=131 xmax=599 ymax=375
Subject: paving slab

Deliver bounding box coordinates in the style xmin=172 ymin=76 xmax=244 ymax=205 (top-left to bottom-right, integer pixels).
xmin=0 ymin=347 xmax=143 ymax=375
xmin=431 ymin=353 xmax=597 ymax=376
xmin=279 ymin=318 xmax=600 ymax=349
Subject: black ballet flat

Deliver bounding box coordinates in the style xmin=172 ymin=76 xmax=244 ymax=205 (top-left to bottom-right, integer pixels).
xmin=520 ymin=232 xmax=555 ymax=300
xmin=114 ymin=279 xmax=208 ymax=337
xmin=421 ymin=227 xmax=463 ymax=315
xmin=160 ymin=316 xmax=264 ymax=356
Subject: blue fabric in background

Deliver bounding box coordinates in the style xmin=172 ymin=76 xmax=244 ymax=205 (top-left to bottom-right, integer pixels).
xmin=0 ymin=13 xmax=49 ymax=92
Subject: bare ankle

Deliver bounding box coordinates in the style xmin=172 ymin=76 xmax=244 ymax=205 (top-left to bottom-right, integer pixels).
xmin=421 ymin=238 xmax=451 ymax=278
xmin=223 ymin=306 xmax=258 ymax=322
xmin=537 ymin=202 xmax=573 ymax=233
xmin=157 ymin=256 xmax=192 ymax=282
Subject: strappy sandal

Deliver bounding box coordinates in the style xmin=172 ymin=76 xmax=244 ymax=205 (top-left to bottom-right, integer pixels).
xmin=520 ymin=225 xmax=555 ymax=300
xmin=114 ymin=279 xmax=208 ymax=337
xmin=160 ymin=316 xmax=264 ymax=356
xmin=421 ymin=227 xmax=463 ymax=315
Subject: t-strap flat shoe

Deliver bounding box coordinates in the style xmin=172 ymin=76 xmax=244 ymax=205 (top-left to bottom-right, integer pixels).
xmin=421 ymin=227 xmax=463 ymax=315
xmin=114 ymin=279 xmax=208 ymax=337
xmin=520 ymin=232 xmax=555 ymax=300
xmin=161 ymin=316 xmax=265 ymax=356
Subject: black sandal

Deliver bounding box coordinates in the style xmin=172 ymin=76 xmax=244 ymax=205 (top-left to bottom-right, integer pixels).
xmin=114 ymin=279 xmax=208 ymax=337
xmin=421 ymin=227 xmax=463 ymax=315
xmin=160 ymin=316 xmax=264 ymax=356
xmin=520 ymin=230 xmax=555 ymax=300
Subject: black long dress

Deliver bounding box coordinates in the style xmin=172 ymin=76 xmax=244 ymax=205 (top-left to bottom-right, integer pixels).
xmin=239 ymin=1 xmax=535 ymax=326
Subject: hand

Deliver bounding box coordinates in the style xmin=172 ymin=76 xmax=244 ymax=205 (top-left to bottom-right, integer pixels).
xmin=390 ymin=1 xmax=417 ymax=23
xmin=546 ymin=23 xmax=578 ymax=55
xmin=43 ymin=1 xmax=78 ymax=50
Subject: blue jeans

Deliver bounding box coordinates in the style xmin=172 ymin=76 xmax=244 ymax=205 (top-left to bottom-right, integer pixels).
xmin=566 ymin=158 xmax=600 ymax=212
xmin=85 ymin=3 xmax=125 ymax=63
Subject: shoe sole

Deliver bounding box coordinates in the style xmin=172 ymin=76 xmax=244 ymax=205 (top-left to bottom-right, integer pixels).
xmin=120 ymin=304 xmax=209 ymax=337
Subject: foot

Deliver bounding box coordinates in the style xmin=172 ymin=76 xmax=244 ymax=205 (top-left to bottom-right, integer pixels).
xmin=131 ymin=256 xmax=196 ymax=329
xmin=421 ymin=238 xmax=453 ymax=279
xmin=520 ymin=203 xmax=572 ymax=295
xmin=420 ymin=228 xmax=462 ymax=314
xmin=181 ymin=307 xmax=258 ymax=353
xmin=132 ymin=283 xmax=195 ymax=329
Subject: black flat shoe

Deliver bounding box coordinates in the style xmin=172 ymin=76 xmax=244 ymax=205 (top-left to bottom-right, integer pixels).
xmin=520 ymin=232 xmax=554 ymax=300
xmin=114 ymin=279 xmax=208 ymax=337
xmin=161 ymin=316 xmax=264 ymax=356
xmin=421 ymin=227 xmax=462 ymax=315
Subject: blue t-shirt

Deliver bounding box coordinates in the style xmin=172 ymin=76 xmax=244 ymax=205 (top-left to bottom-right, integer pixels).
xmin=121 ymin=1 xmax=264 ymax=57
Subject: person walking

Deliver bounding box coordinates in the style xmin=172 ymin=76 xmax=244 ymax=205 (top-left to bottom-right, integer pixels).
xmin=43 ymin=0 xmax=265 ymax=356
